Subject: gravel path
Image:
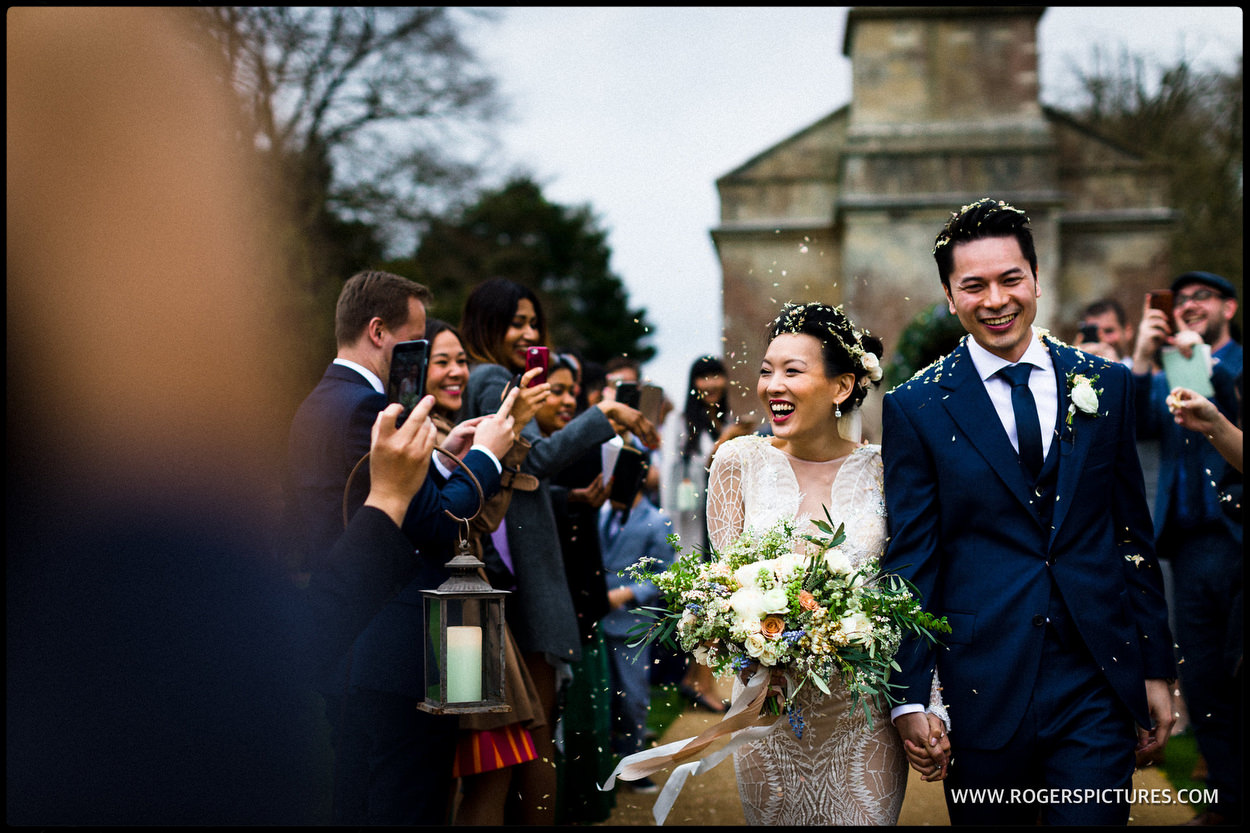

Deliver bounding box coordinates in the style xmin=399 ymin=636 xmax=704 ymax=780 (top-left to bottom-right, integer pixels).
xmin=598 ymin=676 xmax=1194 ymax=826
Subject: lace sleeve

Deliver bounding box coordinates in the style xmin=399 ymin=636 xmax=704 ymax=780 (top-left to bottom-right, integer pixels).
xmin=831 ymin=446 xmax=888 ymax=570
xmin=705 ymin=438 xmax=748 ymax=553
xmin=926 ymin=669 xmax=950 ymax=734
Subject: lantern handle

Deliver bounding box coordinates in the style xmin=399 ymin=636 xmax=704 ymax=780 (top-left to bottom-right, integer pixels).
xmin=431 ymin=445 xmax=486 ymax=526
xmin=342 ymin=443 xmax=486 ymax=531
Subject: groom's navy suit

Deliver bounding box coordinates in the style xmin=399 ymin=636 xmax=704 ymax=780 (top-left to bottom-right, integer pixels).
xmin=882 ymin=335 xmax=1174 ymax=823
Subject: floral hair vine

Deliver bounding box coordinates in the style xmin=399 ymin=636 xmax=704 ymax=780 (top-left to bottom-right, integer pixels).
xmin=770 ymin=302 xmax=884 ymax=386
xmin=932 ymin=197 xmax=1029 ymax=255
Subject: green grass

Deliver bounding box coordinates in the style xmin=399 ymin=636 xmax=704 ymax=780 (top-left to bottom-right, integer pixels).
xmin=1158 ymin=731 xmax=1207 ymax=811
xmin=647 ymin=684 xmax=690 ymax=739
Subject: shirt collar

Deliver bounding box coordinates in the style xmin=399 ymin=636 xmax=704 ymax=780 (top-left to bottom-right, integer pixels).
xmin=965 ymin=327 xmax=1054 ymax=382
xmin=333 ymin=357 xmax=385 ymax=394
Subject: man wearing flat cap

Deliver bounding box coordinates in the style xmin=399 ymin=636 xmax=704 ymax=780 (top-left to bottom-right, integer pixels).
xmin=1131 ymin=270 xmax=1242 ymax=826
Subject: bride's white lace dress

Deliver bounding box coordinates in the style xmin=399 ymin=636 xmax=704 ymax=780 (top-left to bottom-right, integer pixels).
xmin=706 ymin=434 xmax=908 ymax=825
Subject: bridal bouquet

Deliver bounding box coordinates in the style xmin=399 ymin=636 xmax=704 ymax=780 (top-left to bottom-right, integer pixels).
xmin=625 ymin=511 xmax=949 ymax=729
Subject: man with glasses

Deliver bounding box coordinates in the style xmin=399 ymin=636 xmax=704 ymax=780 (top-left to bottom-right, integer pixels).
xmin=1131 ymin=270 xmax=1242 ymax=826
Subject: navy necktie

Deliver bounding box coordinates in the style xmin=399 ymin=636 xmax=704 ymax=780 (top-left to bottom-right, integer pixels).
xmin=999 ymin=363 xmax=1043 ymax=480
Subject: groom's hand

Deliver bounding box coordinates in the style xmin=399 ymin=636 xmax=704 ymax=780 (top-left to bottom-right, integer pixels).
xmin=1136 ymin=678 xmax=1176 ymax=766
xmin=896 ymin=711 xmax=950 ymax=781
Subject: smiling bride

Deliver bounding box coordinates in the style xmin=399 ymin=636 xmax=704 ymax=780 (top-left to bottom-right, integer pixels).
xmin=706 ymin=302 xmax=949 ymax=825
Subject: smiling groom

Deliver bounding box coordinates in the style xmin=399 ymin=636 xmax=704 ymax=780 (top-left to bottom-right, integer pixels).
xmin=880 ymin=198 xmax=1175 ymax=825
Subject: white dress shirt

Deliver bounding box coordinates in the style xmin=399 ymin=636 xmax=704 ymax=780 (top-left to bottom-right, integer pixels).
xmin=965 ymin=328 xmax=1059 ymax=461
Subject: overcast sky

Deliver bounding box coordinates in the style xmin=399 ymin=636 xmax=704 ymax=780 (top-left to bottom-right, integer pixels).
xmin=464 ymin=7 xmax=1243 ymax=399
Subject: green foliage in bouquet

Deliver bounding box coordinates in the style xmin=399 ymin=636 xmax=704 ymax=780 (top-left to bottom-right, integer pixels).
xmin=624 ymin=507 xmax=950 ymax=729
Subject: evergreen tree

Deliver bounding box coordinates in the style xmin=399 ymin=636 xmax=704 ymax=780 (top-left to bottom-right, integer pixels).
xmin=405 ymin=177 xmax=656 ymax=363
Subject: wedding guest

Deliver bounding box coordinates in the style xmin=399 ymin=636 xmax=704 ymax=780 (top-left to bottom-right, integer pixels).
xmin=290 ymin=271 xmax=515 ymax=825
xmin=458 ymin=277 xmax=658 ymax=823
xmin=1131 ymin=271 xmax=1242 ymax=825
xmin=599 ymin=470 xmax=674 ymax=795
xmin=661 ymin=356 xmax=731 ymax=552
xmin=658 ymin=355 xmax=749 ymax=712
xmin=602 ymin=354 xmax=662 ymax=501
xmin=8 ymin=8 xmax=324 ymax=822
xmin=581 ymin=359 xmax=608 ymax=407
xmin=539 ymin=356 xmax=617 ymax=824
xmin=1075 ymin=297 xmax=1135 ymax=364
xmin=1167 ymin=386 xmax=1243 ymax=473
xmin=420 ymin=319 xmax=551 ymax=827
xmin=604 ymin=355 xmax=642 ymax=391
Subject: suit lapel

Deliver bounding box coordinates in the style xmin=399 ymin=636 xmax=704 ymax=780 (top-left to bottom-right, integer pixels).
xmin=938 ymin=341 xmax=1040 ymax=521
xmin=1047 ymin=340 xmax=1097 ymax=545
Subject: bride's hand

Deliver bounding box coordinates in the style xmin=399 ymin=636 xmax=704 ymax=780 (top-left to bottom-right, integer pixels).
xmin=899 ymin=712 xmax=950 ymax=781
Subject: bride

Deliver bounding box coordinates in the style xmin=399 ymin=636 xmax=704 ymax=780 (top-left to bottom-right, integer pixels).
xmin=706 ymin=302 xmax=949 ymax=825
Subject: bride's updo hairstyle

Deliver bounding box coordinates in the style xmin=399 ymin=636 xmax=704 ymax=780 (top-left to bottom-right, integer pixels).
xmin=766 ymin=302 xmax=885 ymax=412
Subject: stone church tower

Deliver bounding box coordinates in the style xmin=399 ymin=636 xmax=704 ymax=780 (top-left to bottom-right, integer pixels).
xmin=712 ymin=6 xmax=1174 ymax=428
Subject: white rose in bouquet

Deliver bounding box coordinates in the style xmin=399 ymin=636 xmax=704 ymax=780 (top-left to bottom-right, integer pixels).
xmin=743 ymin=631 xmax=769 ymax=659
xmin=840 ymin=610 xmax=874 ymax=644
xmin=824 ymin=545 xmax=854 ymax=575
xmin=757 ymin=641 xmax=780 ymax=665
xmin=728 ymin=586 xmax=764 ymax=625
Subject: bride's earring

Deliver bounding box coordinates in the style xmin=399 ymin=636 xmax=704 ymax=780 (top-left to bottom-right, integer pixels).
xmin=834 ymin=401 xmax=842 ymax=419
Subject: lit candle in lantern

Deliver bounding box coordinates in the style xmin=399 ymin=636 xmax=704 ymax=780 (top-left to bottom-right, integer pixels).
xmin=446 ymin=625 xmax=482 ymax=702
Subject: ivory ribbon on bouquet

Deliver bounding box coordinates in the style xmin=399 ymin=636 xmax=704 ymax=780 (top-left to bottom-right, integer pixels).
xmin=599 ymin=666 xmax=785 ymax=825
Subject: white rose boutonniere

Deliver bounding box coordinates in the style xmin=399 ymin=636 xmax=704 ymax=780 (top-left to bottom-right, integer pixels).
xmin=1065 ymin=372 xmax=1103 ymax=427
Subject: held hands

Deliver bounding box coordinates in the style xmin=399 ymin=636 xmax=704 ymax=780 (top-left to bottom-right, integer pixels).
xmin=1136 ymin=678 xmax=1176 ymax=767
xmin=896 ymin=711 xmax=951 ymax=782
xmin=365 ymin=398 xmax=437 ymax=525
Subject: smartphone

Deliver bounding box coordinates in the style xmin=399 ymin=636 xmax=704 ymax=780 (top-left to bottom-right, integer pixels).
xmin=608 ymin=445 xmax=648 ymax=508
xmin=615 ymin=380 xmax=640 ymax=409
xmin=638 ymin=383 xmax=664 ymax=425
xmin=1078 ymin=323 xmax=1100 ymax=344
xmin=525 ymin=346 xmax=549 ymax=387
xmin=387 ymin=339 xmax=430 ymax=427
xmin=1147 ymin=290 xmax=1174 ymax=320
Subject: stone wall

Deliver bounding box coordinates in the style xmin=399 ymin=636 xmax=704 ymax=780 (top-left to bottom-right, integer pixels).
xmin=712 ymin=6 xmax=1176 ymax=422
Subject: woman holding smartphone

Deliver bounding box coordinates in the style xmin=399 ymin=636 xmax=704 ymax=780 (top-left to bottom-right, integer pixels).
xmin=459 ymin=278 xmax=658 ymax=824
xmin=421 ymin=318 xmax=552 ymax=825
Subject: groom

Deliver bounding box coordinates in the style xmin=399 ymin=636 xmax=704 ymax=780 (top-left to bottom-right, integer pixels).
xmin=881 ymin=198 xmax=1175 ymax=825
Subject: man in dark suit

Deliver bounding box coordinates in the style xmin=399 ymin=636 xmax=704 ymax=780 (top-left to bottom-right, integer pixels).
xmin=881 ymin=199 xmax=1175 ymax=824
xmin=287 ymin=270 xmax=515 ymax=824
xmin=1130 ymin=270 xmax=1242 ymax=825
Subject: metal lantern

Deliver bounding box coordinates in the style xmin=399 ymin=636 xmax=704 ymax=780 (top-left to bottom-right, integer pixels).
xmin=418 ymin=536 xmax=511 ymax=714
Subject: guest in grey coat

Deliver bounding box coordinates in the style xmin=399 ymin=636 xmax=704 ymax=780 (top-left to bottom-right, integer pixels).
xmin=458 ymin=277 xmax=659 ymax=823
